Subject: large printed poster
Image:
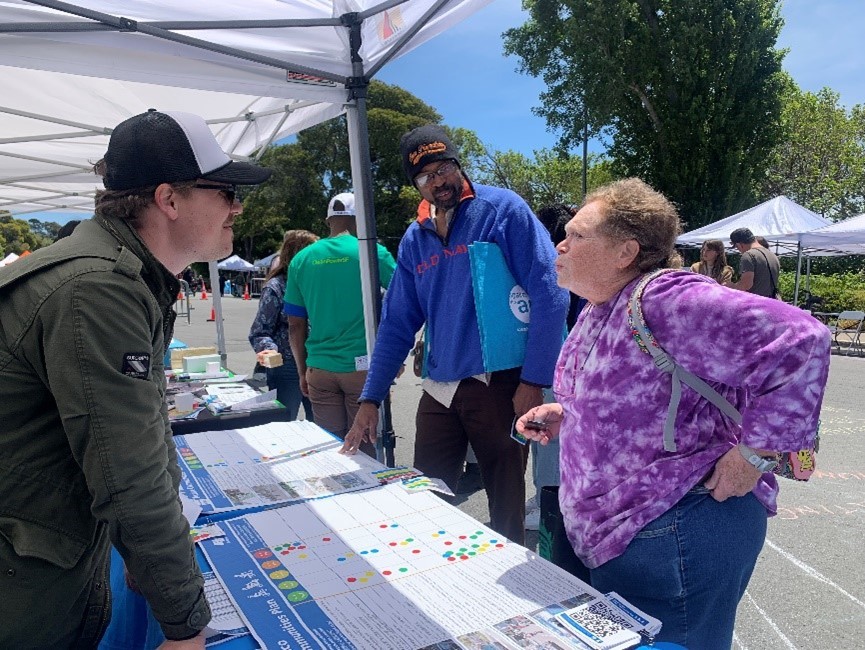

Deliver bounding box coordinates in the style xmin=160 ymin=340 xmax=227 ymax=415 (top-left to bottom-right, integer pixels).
xmin=176 ymin=421 xmax=386 ymax=515
xmin=199 ymin=484 xmax=604 ymax=650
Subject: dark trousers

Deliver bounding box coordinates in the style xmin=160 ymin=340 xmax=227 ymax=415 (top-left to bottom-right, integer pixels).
xmin=414 ymin=368 xmax=529 ymax=544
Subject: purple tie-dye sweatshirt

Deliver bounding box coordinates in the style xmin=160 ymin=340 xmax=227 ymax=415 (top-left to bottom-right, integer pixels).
xmin=555 ymin=271 xmax=830 ymax=569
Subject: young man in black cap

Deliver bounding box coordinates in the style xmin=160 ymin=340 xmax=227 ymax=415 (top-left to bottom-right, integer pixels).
xmin=0 ymin=110 xmax=271 ymax=649
xmin=342 ymin=124 xmax=568 ymax=544
xmin=729 ymin=227 xmax=781 ymax=298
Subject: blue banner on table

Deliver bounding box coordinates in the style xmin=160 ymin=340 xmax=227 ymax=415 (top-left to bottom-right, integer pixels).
xmin=468 ymin=242 xmax=529 ymax=373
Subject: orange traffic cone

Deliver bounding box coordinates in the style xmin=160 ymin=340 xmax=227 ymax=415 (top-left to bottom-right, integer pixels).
xmin=243 ymin=285 xmax=251 ymax=300
xmin=207 ymin=307 xmax=216 ymax=322
xmin=200 ymin=287 xmax=208 ymax=300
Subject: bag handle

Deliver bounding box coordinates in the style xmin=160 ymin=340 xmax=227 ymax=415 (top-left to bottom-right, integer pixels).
xmin=628 ymin=269 xmax=742 ymax=452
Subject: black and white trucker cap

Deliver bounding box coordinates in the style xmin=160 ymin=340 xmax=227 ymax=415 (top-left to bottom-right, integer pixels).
xmin=103 ymin=109 xmax=272 ymax=190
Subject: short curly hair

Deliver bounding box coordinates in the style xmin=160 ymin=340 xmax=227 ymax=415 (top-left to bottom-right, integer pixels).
xmin=584 ymin=178 xmax=682 ymax=272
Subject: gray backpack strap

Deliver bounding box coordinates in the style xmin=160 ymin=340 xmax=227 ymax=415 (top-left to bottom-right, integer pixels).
xmin=628 ymin=269 xmax=742 ymax=452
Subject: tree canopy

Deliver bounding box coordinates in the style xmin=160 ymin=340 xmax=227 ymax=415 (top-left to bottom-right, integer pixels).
xmin=504 ymin=0 xmax=787 ymax=228
xmin=760 ymin=85 xmax=865 ymax=220
xmin=237 ymin=81 xmax=443 ymax=259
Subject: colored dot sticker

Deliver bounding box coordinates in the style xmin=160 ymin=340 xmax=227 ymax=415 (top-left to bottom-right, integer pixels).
xmin=438 ymin=530 xmax=446 ymax=535
xmin=277 ymin=580 xmax=298 ymax=590
xmin=269 ymin=570 xmax=290 ymax=580
xmin=347 ymin=577 xmax=356 ymax=582
xmin=253 ymin=550 xmax=273 ymax=559
xmin=448 ymin=557 xmax=456 ymax=562
xmin=390 ymin=524 xmax=398 ymax=528
xmin=261 ymin=561 xmax=280 ymax=569
xmin=399 ymin=567 xmax=408 ymax=573
xmin=359 ymin=578 xmax=368 ymax=583
xmin=286 ymin=591 xmax=309 ymax=603
xmin=298 ymin=554 xmax=308 ymax=559
xmin=380 ymin=524 xmax=388 ymax=528
xmin=412 ymin=549 xmax=420 ymax=554
xmin=444 ymin=541 xmax=452 ymax=546
xmin=322 ymin=537 xmax=331 ymax=542
xmin=383 ymin=570 xmax=392 ymax=576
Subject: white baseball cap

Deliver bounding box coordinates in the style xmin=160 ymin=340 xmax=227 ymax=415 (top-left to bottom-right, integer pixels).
xmin=326 ymin=192 xmax=356 ymax=219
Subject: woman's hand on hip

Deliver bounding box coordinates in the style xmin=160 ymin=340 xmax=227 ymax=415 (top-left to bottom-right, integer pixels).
xmin=704 ymin=446 xmax=762 ymax=502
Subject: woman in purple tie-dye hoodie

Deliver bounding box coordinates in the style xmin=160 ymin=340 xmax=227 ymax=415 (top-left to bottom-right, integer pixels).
xmin=517 ymin=179 xmax=830 ymax=650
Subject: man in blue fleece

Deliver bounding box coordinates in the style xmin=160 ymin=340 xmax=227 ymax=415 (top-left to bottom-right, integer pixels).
xmin=342 ymin=124 xmax=568 ymax=544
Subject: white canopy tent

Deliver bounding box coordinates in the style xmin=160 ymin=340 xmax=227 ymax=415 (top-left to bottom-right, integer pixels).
xmin=0 ymin=0 xmax=493 ymax=464
xmin=677 ymin=196 xmax=831 ymax=254
xmin=0 ymin=0 xmax=490 ymax=353
xmin=217 ymin=255 xmax=255 ymax=272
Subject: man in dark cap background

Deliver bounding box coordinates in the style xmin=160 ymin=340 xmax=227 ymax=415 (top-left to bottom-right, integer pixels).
xmin=0 ymin=110 xmax=271 ymax=649
xmin=729 ymin=227 xmax=781 ymax=298
xmin=342 ymin=124 xmax=568 ymax=544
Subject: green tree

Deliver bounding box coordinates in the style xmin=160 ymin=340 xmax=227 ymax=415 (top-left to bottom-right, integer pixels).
xmin=0 ymin=214 xmax=50 ymax=254
xmin=240 ymin=81 xmax=443 ymax=258
xmin=760 ymin=86 xmax=865 ymax=219
xmin=504 ymin=0 xmax=787 ymax=228
xmin=28 ymin=218 xmax=62 ymax=241
xmin=232 ymin=144 xmax=326 ymax=261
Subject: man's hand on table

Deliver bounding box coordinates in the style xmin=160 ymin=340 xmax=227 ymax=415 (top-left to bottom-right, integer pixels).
xmin=341 ymin=402 xmax=379 ymax=455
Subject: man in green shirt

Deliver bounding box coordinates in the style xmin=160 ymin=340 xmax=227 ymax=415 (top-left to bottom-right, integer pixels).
xmin=285 ymin=193 xmax=396 ymax=454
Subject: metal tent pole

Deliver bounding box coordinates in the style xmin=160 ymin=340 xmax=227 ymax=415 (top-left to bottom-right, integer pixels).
xmin=343 ymin=12 xmax=394 ymax=466
xmin=793 ymin=242 xmax=803 ymax=305
xmin=207 ymin=260 xmax=227 ymax=364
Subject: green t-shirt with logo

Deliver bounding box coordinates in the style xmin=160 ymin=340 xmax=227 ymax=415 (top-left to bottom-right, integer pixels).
xmin=284 ymin=234 xmax=396 ymax=372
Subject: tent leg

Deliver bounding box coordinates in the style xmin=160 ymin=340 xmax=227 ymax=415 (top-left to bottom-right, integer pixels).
xmin=208 ymin=260 xmax=227 ymax=364
xmin=793 ymin=243 xmax=803 ymax=305
xmin=346 ymin=72 xmax=394 ymax=466
xmin=806 ymin=257 xmax=811 ymax=293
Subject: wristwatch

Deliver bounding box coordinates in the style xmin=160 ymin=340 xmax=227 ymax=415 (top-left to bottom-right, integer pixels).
xmin=738 ymin=444 xmax=779 ymax=473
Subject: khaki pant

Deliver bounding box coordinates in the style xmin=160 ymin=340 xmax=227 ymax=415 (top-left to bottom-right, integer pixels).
xmin=306 ymin=367 xmax=375 ymax=457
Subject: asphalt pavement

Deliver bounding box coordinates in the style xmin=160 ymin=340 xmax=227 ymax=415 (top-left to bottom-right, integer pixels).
xmin=174 ymin=293 xmax=865 ymax=649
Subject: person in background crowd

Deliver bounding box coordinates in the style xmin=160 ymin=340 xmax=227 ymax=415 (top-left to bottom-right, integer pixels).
xmin=344 ymin=125 xmax=568 ymax=544
xmin=690 ymin=239 xmax=733 ymax=285
xmin=518 ymin=178 xmax=829 ymax=649
xmin=729 ymin=227 xmax=781 ymax=298
xmin=0 ymin=109 xmax=272 ymax=649
xmin=285 ymin=193 xmax=396 ymax=456
xmin=250 ymin=229 xmax=319 ymax=421
xmin=54 ymin=219 xmax=81 ymax=241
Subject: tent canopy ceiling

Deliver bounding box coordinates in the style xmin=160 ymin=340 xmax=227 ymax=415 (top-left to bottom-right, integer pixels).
xmin=0 ymin=0 xmax=491 ymax=215
xmin=217 ymin=254 xmax=255 ymax=271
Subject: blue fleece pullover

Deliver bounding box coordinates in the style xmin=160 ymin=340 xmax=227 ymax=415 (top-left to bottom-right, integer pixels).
xmin=361 ymin=181 xmax=568 ymax=403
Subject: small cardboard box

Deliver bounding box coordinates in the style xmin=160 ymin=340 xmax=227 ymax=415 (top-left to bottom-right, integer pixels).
xmin=182 ymin=353 xmax=222 ymax=373
xmin=170 ymin=346 xmax=217 ymax=370
xmin=260 ymin=352 xmax=283 ymax=369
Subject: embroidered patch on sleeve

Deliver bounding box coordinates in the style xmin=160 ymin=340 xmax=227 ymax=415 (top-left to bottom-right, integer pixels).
xmin=122 ymin=353 xmax=151 ymax=379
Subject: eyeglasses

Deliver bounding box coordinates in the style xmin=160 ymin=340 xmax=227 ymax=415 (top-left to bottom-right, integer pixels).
xmin=193 ymin=183 xmax=238 ymax=205
xmin=414 ymin=161 xmax=459 ymax=189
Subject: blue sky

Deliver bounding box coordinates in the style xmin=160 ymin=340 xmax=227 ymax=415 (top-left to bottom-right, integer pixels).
xmin=378 ymin=0 xmax=865 ymax=157
xmin=29 ymin=0 xmax=865 ymax=225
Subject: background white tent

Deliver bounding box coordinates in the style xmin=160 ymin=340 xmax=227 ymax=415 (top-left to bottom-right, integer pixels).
xmin=0 ymin=253 xmax=20 ymax=267
xmin=677 ymin=196 xmax=831 ymax=254
xmin=216 ymin=255 xmax=255 ymax=272
xmin=0 ymin=0 xmax=493 ymax=464
xmin=253 ymin=252 xmax=278 ymax=270
xmin=774 ymin=212 xmax=865 ymax=249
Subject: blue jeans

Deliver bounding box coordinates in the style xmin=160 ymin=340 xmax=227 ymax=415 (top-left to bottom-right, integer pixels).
xmin=266 ymin=362 xmax=313 ymax=422
xmin=589 ymin=486 xmax=767 ymax=650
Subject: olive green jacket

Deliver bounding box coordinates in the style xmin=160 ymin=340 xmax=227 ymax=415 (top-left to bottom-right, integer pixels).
xmin=0 ymin=214 xmax=210 ymax=640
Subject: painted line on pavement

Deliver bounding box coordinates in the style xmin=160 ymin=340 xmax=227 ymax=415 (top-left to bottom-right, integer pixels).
xmin=765 ymin=538 xmax=865 ymax=610
xmin=743 ymin=590 xmax=798 ymax=650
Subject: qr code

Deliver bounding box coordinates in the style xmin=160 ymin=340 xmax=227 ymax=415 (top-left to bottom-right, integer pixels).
xmin=571 ymin=601 xmax=632 ymax=638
